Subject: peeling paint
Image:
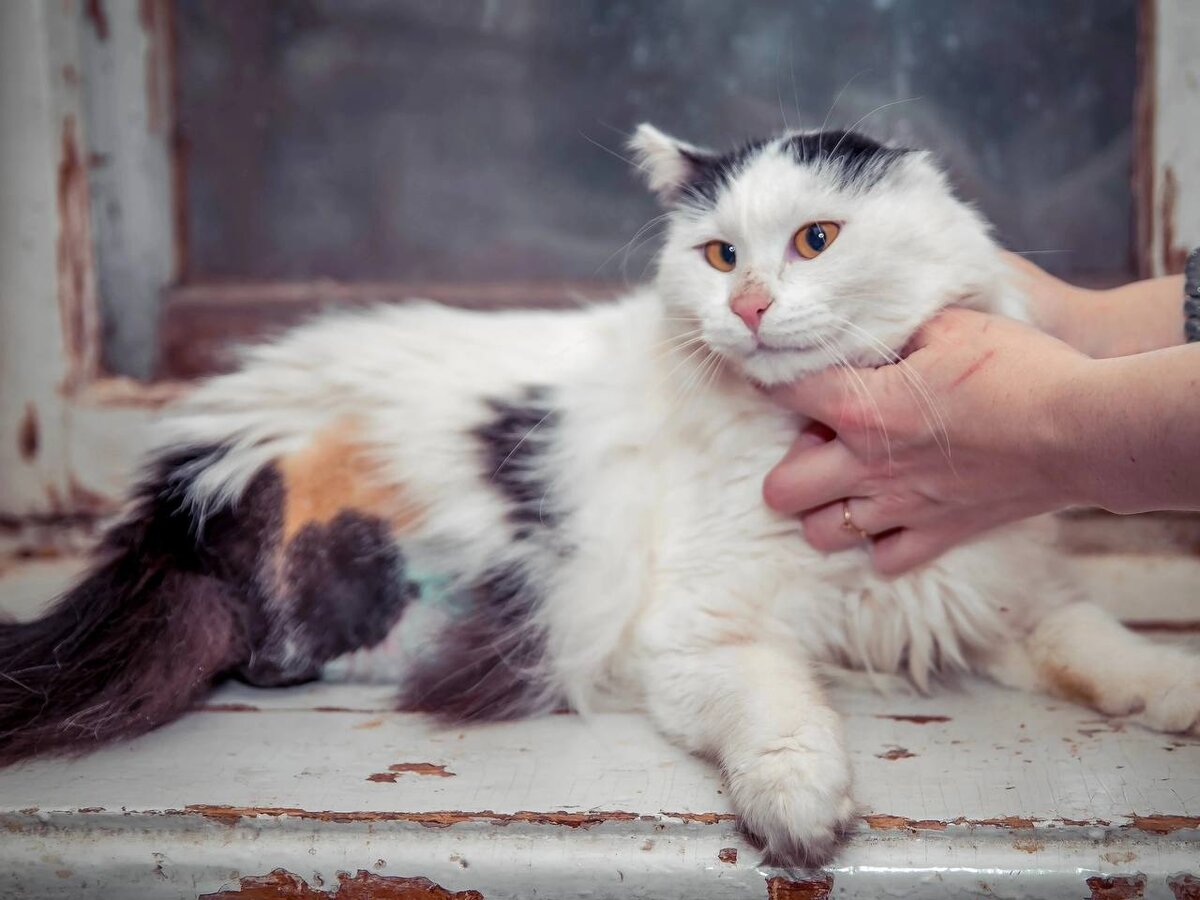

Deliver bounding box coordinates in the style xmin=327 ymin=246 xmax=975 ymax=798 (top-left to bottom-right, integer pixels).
xmin=1125 ymin=815 xmax=1200 ymax=835
xmin=84 ymin=0 xmax=109 ymax=40
xmin=862 ymin=814 xmax=1048 ymax=831
xmin=1169 ymin=874 xmax=1200 ymax=900
xmin=182 ymin=806 xmax=642 ymax=830
xmin=1086 ymin=873 xmax=1147 ymax=900
xmin=876 ymin=746 xmax=916 ymax=761
xmin=766 ymin=874 xmax=834 ymax=900
xmin=1162 ymin=167 xmax=1189 ymax=274
xmin=55 ymin=116 xmax=100 ymax=394
xmin=18 ymin=404 xmax=38 ymax=462
xmin=658 ymin=811 xmax=736 ymax=825
xmin=367 ymin=763 xmax=456 ymax=783
xmin=137 ymin=0 xmax=170 ymax=134
xmin=1013 ymin=838 xmax=1044 ymax=854
xmin=199 ymin=869 xmax=484 ymax=899
xmin=874 ymin=714 xmax=951 ymax=724
xmin=717 ymin=847 xmax=738 ymax=864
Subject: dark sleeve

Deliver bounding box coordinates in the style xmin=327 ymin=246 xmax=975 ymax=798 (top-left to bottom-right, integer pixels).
xmin=1186 ymin=247 xmax=1200 ymax=343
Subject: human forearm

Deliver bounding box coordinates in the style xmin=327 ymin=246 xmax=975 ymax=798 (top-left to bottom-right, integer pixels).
xmin=1053 ymin=344 xmax=1200 ymax=513
xmin=1007 ymin=253 xmax=1186 ymax=359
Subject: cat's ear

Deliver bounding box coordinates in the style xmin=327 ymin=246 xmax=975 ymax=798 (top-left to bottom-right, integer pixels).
xmin=628 ymin=123 xmax=715 ymax=205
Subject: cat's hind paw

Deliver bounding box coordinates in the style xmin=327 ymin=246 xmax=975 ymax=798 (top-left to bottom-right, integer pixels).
xmin=727 ymin=734 xmax=857 ymax=867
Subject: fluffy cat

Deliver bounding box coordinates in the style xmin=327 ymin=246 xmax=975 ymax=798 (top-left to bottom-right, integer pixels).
xmin=2 ymin=124 xmax=1197 ymax=865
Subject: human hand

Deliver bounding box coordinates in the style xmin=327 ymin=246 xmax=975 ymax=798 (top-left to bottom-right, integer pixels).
xmin=763 ymin=307 xmax=1092 ymax=575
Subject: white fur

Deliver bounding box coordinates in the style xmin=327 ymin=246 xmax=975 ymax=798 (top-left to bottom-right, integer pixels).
xmin=153 ymin=127 xmax=1199 ymax=863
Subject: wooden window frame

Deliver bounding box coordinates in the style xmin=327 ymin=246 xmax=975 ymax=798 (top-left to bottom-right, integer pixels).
xmin=2 ymin=0 xmax=1198 ymax=521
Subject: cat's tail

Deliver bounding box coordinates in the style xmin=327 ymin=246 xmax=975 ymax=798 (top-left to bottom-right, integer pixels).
xmin=0 ymin=449 xmax=252 ymax=765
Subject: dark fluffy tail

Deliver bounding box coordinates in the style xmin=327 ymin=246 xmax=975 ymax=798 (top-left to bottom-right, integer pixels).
xmin=0 ymin=450 xmax=251 ymax=764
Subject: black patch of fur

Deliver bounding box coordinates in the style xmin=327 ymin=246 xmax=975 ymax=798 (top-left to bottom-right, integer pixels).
xmin=784 ymin=129 xmax=911 ymax=190
xmin=679 ymin=130 xmax=910 ymax=208
xmin=399 ymin=564 xmax=557 ymax=722
xmin=679 ymin=138 xmax=768 ymax=206
xmin=240 ymin=511 xmax=418 ymax=686
xmin=0 ymin=447 xmax=254 ymax=764
xmin=475 ymin=386 xmax=560 ymax=529
xmin=0 ymin=447 xmax=417 ymax=764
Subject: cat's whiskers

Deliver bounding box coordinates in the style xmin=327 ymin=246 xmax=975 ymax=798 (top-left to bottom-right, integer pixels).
xmin=825 ymin=317 xmax=953 ymax=467
xmin=826 ymin=97 xmax=921 ymax=161
xmin=578 ymin=129 xmax=648 ymax=176
xmin=594 ymin=212 xmax=674 ymax=279
xmin=809 ymin=331 xmax=894 ymax=469
xmin=818 ymin=69 xmax=871 ymax=142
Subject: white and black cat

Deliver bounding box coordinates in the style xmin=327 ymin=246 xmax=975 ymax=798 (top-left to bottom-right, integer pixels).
xmin=2 ymin=125 xmax=1197 ymax=865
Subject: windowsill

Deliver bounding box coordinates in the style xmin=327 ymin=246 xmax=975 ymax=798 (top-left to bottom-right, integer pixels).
xmin=0 ymin=557 xmax=1197 ymax=896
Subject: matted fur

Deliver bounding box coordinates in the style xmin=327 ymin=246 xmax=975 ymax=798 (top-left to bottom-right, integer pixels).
xmin=2 ymin=126 xmax=1198 ymax=866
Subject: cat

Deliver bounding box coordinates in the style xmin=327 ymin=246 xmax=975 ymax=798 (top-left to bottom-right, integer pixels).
xmin=2 ymin=124 xmax=1198 ymax=866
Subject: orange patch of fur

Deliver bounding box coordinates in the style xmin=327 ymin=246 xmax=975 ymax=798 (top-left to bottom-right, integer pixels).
xmin=279 ymin=420 xmax=425 ymax=542
xmin=1042 ymin=663 xmax=1098 ymax=708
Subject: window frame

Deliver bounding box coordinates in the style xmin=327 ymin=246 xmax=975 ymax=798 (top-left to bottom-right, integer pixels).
xmin=1 ymin=0 xmax=1196 ymax=520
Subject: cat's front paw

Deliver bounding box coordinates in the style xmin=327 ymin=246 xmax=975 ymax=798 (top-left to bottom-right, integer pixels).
xmin=726 ymin=732 xmax=857 ymax=867
xmin=1129 ymin=659 xmax=1200 ymax=735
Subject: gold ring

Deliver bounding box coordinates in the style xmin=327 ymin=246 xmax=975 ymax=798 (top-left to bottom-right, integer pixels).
xmin=842 ymin=500 xmax=870 ymax=540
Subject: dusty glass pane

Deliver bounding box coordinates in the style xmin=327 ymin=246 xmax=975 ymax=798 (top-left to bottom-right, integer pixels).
xmin=176 ymin=0 xmax=1137 ymax=283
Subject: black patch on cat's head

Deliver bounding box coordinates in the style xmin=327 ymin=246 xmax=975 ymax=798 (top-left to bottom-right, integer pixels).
xmin=784 ymin=129 xmax=912 ymax=190
xmin=678 ymin=130 xmax=911 ymax=209
xmin=679 ymin=138 xmax=769 ymax=206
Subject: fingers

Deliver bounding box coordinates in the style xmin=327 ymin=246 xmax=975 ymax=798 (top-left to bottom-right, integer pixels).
xmin=869 ymin=528 xmax=960 ymax=577
xmin=763 ymin=439 xmax=869 ymax=516
xmin=800 ymin=496 xmax=907 ymax=553
xmin=767 ymin=367 xmax=881 ymax=425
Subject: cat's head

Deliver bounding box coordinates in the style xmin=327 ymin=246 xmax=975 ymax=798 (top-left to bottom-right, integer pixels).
xmin=630 ymin=124 xmax=1005 ymax=385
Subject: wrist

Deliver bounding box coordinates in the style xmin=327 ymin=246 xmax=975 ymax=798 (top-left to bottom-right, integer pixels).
xmin=1038 ymin=354 xmax=1113 ymax=509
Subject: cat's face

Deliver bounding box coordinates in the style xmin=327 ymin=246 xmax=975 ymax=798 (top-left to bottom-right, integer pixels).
xmin=631 ymin=125 xmax=1001 ymax=386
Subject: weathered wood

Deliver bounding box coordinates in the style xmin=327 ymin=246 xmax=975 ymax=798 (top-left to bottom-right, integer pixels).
xmin=82 ymin=0 xmax=179 ymax=378
xmin=1146 ymin=0 xmax=1200 ymax=274
xmin=156 ymin=281 xmax=619 ymax=378
xmin=0 ymin=673 xmax=1196 ymax=898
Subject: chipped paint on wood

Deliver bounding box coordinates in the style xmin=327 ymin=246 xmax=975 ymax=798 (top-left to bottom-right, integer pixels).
xmin=874 ymin=714 xmax=950 ymax=724
xmin=1124 ymin=815 xmax=1200 ymax=835
xmin=18 ymin=405 xmax=39 ymax=462
xmin=1161 ymin=167 xmax=1189 ymax=273
xmin=1086 ymin=874 xmax=1147 ymax=900
xmin=83 ymin=0 xmax=108 ymax=40
xmin=765 ymin=875 xmax=833 ymax=900
xmin=368 ymin=763 xmax=456 ymax=783
xmin=876 ymin=746 xmax=916 ymax=761
xmin=183 ymin=805 xmax=643 ymax=830
xmin=659 ymin=811 xmax=737 ymax=825
xmin=717 ymin=847 xmax=737 ymax=864
xmin=1148 ymin=0 xmax=1200 ymax=276
xmin=55 ymin=114 xmax=100 ymax=394
xmin=1168 ymin=874 xmax=1200 ymax=900
xmin=199 ymin=869 xmax=483 ymax=900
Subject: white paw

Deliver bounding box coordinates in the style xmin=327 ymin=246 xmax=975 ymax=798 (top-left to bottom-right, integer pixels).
xmin=1129 ymin=660 xmax=1200 ymax=735
xmin=725 ymin=728 xmax=856 ymax=866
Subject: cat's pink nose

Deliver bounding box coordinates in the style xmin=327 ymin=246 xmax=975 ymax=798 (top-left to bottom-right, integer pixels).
xmin=730 ymin=288 xmax=773 ymax=335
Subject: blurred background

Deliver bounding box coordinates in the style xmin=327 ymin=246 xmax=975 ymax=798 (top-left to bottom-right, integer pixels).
xmin=2 ymin=0 xmax=1198 ymax=519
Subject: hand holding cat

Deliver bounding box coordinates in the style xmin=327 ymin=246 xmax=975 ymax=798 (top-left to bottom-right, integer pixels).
xmin=763 ymin=308 xmax=1093 ymax=575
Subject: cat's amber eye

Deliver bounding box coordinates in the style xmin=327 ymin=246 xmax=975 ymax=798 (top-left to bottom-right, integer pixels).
xmin=703 ymin=240 xmax=737 ymax=272
xmin=793 ymin=221 xmax=841 ymax=260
